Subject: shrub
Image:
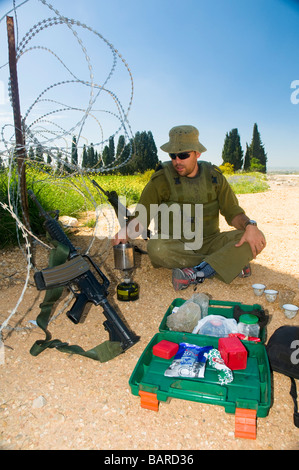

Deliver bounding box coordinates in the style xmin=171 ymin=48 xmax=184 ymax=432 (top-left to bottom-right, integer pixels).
xmin=219 ymin=162 xmax=235 ymax=175
xmin=250 ymin=157 xmax=265 ymax=173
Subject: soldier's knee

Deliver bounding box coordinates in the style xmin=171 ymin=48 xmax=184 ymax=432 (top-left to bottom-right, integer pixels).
xmin=147 ymin=239 xmax=168 ymax=267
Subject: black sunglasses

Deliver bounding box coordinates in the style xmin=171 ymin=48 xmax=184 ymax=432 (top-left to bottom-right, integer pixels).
xmin=169 ymin=152 xmax=192 ymax=160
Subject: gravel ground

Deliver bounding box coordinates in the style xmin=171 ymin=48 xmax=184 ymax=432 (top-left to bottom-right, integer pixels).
xmin=0 ymin=175 xmax=298 ymax=451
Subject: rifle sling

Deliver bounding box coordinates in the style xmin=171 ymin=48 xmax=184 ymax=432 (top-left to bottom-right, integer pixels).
xmin=30 ymin=241 xmax=123 ymax=362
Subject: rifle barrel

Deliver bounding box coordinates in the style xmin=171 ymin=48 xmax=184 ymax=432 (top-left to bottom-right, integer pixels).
xmin=28 ymin=190 xmax=77 ymax=256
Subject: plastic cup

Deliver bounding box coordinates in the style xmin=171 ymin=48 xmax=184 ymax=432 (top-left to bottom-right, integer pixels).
xmin=279 ymin=289 xmax=295 ymax=308
xmin=264 ymin=289 xmax=278 ymax=303
xmin=282 ymin=304 xmax=299 ymax=319
xmin=252 ymin=284 xmax=266 ymax=296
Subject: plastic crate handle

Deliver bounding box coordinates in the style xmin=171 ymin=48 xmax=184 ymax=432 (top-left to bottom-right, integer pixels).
xmin=169 ymin=380 xmax=227 ymax=402
xmin=209 ymin=300 xmax=242 ymax=307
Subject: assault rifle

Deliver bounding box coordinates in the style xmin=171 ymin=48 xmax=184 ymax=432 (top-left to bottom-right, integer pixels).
xmin=28 ymin=190 xmax=139 ymax=353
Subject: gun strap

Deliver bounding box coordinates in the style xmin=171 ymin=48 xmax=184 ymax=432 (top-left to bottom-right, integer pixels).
xmin=30 ymin=241 xmax=123 ymax=362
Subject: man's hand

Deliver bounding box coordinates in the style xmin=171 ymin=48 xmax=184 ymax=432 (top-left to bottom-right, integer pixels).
xmin=235 ymin=225 xmax=266 ymax=258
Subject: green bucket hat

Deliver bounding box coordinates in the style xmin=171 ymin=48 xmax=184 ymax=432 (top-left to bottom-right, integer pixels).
xmin=160 ymin=125 xmax=207 ymax=154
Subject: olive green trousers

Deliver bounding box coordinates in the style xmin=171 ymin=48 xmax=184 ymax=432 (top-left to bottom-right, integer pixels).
xmin=147 ymin=230 xmax=253 ymax=284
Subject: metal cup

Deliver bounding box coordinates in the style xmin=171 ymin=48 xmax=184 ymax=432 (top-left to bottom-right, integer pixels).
xmin=113 ymin=243 xmax=135 ymax=271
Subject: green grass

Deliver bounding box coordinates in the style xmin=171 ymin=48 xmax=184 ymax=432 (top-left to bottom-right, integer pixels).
xmin=0 ymin=168 xmax=154 ymax=247
xmin=0 ymin=167 xmax=269 ymax=247
xmin=226 ymin=172 xmax=269 ymax=194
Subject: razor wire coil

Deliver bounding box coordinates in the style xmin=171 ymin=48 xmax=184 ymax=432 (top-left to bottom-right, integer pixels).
xmin=0 ymin=0 xmax=136 ymax=340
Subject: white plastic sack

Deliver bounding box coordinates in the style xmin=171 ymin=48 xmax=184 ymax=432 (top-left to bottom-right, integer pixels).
xmin=192 ymin=315 xmax=238 ymax=337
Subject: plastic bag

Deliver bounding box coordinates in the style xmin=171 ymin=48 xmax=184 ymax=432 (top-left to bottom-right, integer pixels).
xmin=164 ymin=343 xmax=213 ymax=378
xmin=192 ymin=315 xmax=238 ymax=337
xmin=166 ymin=302 xmax=202 ymax=332
xmin=185 ymin=293 xmax=210 ymax=318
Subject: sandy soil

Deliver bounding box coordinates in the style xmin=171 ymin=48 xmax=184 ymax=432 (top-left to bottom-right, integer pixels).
xmin=0 ymin=175 xmax=299 ymax=451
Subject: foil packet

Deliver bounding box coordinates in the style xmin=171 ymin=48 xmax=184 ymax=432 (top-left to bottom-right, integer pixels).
xmin=164 ymin=342 xmax=213 ymax=378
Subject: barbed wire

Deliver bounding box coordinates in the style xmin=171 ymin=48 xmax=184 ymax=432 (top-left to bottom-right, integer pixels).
xmin=0 ymin=0 xmax=136 ymax=342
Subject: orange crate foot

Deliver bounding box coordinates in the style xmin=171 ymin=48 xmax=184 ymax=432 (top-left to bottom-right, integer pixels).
xmin=235 ymin=408 xmax=257 ymax=440
xmin=139 ymin=391 xmax=159 ymax=411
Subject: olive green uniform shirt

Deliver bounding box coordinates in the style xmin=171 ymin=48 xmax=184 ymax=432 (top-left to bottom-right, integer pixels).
xmin=136 ymin=161 xmax=245 ymax=232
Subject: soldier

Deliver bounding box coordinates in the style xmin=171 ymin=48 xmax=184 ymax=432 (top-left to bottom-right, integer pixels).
xmin=113 ymin=125 xmax=266 ymax=291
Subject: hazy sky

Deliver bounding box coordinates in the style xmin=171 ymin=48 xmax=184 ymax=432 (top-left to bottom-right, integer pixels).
xmin=1 ymin=0 xmax=299 ymax=168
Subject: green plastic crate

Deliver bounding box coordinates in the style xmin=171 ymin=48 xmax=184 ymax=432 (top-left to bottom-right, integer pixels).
xmin=159 ymin=298 xmax=267 ymax=343
xmin=129 ymin=330 xmax=271 ymax=418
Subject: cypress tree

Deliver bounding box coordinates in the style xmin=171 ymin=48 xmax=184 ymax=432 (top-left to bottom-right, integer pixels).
xmin=87 ymin=143 xmax=96 ymax=167
xmin=243 ymin=143 xmax=251 ymax=171
xmin=62 ymin=156 xmax=70 ymax=173
xmin=102 ymin=145 xmax=112 ymax=167
xmin=82 ymin=144 xmax=88 ymax=168
xmin=71 ymin=136 xmax=78 ymax=166
xmin=94 ymin=150 xmax=99 ymax=168
xmin=100 ymin=137 xmax=116 ymax=170
xmin=221 ymin=128 xmax=243 ymax=171
xmin=35 ymin=144 xmax=44 ymax=163
xmin=147 ymin=130 xmax=159 ymax=169
xmin=78 ymin=131 xmax=159 ymax=174
xmin=28 ymin=146 xmax=35 ymax=161
xmin=46 ymin=152 xmax=52 ymax=165
xmin=116 ymin=135 xmax=131 ymax=173
xmin=108 ymin=136 xmax=115 ymax=162
xmin=116 ymin=135 xmax=125 ymax=159
xmin=130 ymin=131 xmax=159 ymax=173
xmin=249 ymin=123 xmax=267 ymax=173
